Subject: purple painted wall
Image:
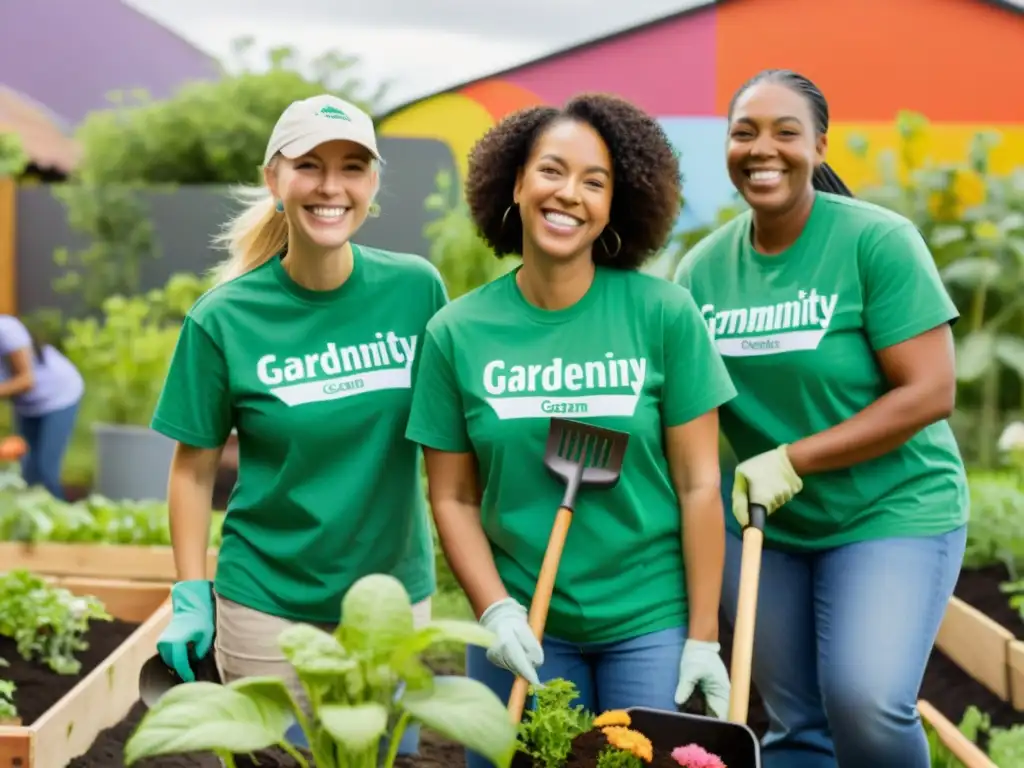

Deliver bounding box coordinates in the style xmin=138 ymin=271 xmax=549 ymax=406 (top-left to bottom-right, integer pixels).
xmin=0 ymin=0 xmax=221 ymax=125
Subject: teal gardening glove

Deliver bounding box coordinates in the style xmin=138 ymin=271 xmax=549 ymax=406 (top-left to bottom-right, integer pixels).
xmin=157 ymin=579 xmax=215 ymax=682
xmin=732 ymin=444 xmax=803 ymax=526
xmin=674 ymin=639 xmax=731 ymax=719
xmin=479 ymin=597 xmax=544 ymax=686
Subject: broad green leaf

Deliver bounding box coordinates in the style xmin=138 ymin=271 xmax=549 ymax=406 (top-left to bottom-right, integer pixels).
xmin=318 ymin=702 xmax=388 ymax=750
xmin=930 ymin=224 xmax=968 ymax=249
xmin=278 ymin=623 xmax=357 ymax=679
xmin=123 ymin=682 xmax=291 ymax=764
xmin=340 ymin=574 xmax=414 ymax=651
xmin=227 ymin=676 xmax=301 ymax=720
xmin=393 ymin=656 xmax=435 ymax=693
xmin=400 ymin=675 xmax=518 ymax=768
xmin=995 ymin=336 xmax=1024 ymax=379
xmin=955 ymin=332 xmax=995 ymax=382
xmin=398 ymin=620 xmax=496 ymax=658
xmin=940 ymin=257 xmax=1000 ymax=288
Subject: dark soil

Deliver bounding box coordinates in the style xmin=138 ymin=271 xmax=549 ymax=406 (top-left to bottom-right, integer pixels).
xmin=955 ymin=564 xmax=1024 ymax=638
xmin=1 ymin=617 xmax=139 ymax=724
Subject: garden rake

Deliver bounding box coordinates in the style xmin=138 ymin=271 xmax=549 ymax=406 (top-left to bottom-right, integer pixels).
xmin=506 ymin=417 xmax=630 ymax=724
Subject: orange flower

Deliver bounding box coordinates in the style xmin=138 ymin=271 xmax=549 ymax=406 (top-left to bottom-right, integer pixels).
xmin=593 ymin=710 xmax=632 ymax=728
xmin=602 ymin=726 xmax=653 ymax=763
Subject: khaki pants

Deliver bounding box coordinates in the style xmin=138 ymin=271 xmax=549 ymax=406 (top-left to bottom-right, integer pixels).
xmin=213 ymin=592 xmax=432 ymax=717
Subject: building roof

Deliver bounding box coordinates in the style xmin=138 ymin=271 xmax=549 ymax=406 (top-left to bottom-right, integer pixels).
xmin=0 ymin=86 xmax=80 ymax=174
xmin=377 ymin=0 xmax=1024 ymax=121
xmin=0 ymin=0 xmax=221 ymax=126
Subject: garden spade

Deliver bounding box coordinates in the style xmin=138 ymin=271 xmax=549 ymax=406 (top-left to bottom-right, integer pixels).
xmin=506 ymin=417 xmax=630 ymax=724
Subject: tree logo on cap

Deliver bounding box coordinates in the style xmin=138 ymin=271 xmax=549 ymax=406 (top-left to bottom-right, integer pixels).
xmin=317 ymin=105 xmax=351 ymax=121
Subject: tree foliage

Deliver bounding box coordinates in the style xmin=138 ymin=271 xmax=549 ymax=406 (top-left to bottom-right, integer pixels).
xmin=70 ymin=38 xmax=387 ymax=186
xmin=0 ymin=132 xmax=28 ymax=178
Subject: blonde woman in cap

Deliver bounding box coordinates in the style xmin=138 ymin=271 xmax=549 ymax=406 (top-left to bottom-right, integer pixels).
xmin=149 ymin=94 xmax=448 ymax=753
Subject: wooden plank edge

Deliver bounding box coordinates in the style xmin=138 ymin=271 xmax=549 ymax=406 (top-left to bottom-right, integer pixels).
xmin=28 ymin=601 xmax=172 ymax=767
xmin=0 ymin=542 xmax=219 ymax=582
xmin=1009 ymin=640 xmax=1024 ymax=711
xmin=919 ymin=699 xmax=997 ymax=768
xmin=936 ymin=596 xmax=1014 ymax=701
xmin=0 ymin=727 xmax=31 ymax=766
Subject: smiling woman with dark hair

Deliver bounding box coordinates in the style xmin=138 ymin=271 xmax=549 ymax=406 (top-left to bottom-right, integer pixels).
xmin=405 ymin=93 xmax=738 ymax=767
xmin=675 ymin=69 xmax=968 ymax=768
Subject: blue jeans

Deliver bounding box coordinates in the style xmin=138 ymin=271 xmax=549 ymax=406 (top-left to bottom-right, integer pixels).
xmin=15 ymin=401 xmax=79 ymax=500
xmin=721 ymin=524 xmax=967 ymax=768
xmin=464 ymin=625 xmax=686 ymax=768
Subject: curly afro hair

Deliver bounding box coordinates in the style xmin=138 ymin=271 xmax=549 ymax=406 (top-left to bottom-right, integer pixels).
xmin=464 ymin=92 xmax=682 ymax=270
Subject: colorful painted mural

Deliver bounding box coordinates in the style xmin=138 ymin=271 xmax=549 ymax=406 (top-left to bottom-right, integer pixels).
xmin=379 ymin=0 xmax=1024 ymax=229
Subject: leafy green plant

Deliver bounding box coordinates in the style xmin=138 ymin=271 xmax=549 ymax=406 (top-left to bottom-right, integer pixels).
xmin=0 ymin=570 xmax=111 ymax=674
xmin=961 ymin=470 xmax=1024 ymax=576
xmin=0 ymin=676 xmax=16 ymax=723
xmin=61 ymin=292 xmax=181 ymax=426
xmin=0 ymin=466 xmax=224 ymax=545
xmin=0 ymin=131 xmax=29 ymax=178
xmin=50 ymin=183 xmax=160 ymax=315
xmin=123 ymin=573 xmax=518 ymax=768
xmin=516 ymin=678 xmax=594 ymax=767
xmin=72 ymin=38 xmax=386 ymax=186
xmin=848 ymin=111 xmax=1024 ymax=467
xmin=423 ymin=169 xmax=517 ymax=299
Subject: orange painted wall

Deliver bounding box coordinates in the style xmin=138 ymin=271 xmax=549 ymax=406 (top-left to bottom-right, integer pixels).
xmin=714 ymin=0 xmax=1024 ymax=123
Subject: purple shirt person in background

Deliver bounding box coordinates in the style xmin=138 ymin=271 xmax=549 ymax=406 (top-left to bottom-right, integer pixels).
xmin=0 ymin=315 xmax=84 ymax=499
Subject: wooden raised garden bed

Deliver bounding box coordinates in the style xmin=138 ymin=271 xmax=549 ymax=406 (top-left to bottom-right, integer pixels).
xmin=939 ymin=564 xmax=1024 ymax=711
xmin=0 ymin=541 xmax=219 ymax=583
xmin=0 ymin=576 xmax=170 ymax=767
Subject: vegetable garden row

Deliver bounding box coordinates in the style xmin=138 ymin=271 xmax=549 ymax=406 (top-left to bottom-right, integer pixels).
xmin=1 ymin=463 xmax=1022 ymax=766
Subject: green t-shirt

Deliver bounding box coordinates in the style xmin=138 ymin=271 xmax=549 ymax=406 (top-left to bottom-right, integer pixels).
xmin=674 ymin=191 xmax=969 ymax=551
xmin=151 ymin=245 xmax=447 ymax=622
xmin=404 ymin=266 xmax=736 ymax=644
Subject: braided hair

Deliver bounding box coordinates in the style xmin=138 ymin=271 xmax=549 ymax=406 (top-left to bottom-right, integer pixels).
xmin=728 ymin=69 xmax=853 ymax=198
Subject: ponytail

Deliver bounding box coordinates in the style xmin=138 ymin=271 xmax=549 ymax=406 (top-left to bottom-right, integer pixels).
xmin=209 ymin=183 xmax=288 ymax=285
xmin=812 ymin=161 xmax=854 ymax=197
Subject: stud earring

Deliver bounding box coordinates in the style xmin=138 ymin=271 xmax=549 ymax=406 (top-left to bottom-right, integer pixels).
xmin=275 ymin=200 xmax=284 ymax=213
xmin=368 ymin=202 xmax=381 ymax=219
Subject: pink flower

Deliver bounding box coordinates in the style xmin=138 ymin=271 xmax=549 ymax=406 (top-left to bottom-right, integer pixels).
xmin=671 ymin=743 xmax=727 ymax=768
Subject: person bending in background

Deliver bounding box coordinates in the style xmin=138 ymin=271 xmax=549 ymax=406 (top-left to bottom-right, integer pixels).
xmin=148 ymin=94 xmax=448 ymax=755
xmin=405 ymin=93 xmax=737 ymax=768
xmin=675 ymin=69 xmax=968 ymax=768
xmin=0 ymin=314 xmax=83 ymax=499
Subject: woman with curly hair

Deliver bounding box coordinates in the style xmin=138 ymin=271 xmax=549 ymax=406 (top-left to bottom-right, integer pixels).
xmin=405 ymin=93 xmax=738 ymax=759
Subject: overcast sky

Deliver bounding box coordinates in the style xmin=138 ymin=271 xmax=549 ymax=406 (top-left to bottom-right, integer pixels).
xmin=123 ymin=0 xmax=702 ymax=107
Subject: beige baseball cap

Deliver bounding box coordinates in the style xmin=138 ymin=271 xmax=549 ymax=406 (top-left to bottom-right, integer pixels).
xmin=263 ymin=94 xmax=381 ymax=166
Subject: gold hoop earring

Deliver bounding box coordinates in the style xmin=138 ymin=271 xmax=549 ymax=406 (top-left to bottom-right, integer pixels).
xmin=601 ymin=227 xmax=622 ymax=259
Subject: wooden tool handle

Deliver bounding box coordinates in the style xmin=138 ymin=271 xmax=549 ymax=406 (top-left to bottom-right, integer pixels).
xmin=918 ymin=700 xmax=997 ymax=768
xmin=507 ymin=506 xmax=574 ymax=724
xmin=727 ymin=504 xmax=767 ymax=724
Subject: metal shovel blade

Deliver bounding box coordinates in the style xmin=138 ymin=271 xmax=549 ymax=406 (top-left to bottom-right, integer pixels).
xmin=543 ymin=418 xmax=629 ymax=509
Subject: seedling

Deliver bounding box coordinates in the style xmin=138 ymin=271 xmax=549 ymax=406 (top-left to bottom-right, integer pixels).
xmin=0 ymin=569 xmax=111 ymax=674
xmin=124 ymin=573 xmax=519 ymax=768
xmin=517 ymin=678 xmax=593 ymax=767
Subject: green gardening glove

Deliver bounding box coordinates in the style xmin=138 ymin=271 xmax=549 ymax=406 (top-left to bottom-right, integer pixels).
xmin=674 ymin=639 xmax=731 ymax=719
xmin=732 ymin=444 xmax=803 ymax=526
xmin=157 ymin=579 xmax=215 ymax=682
